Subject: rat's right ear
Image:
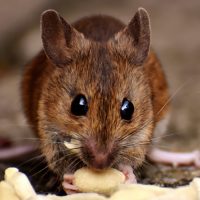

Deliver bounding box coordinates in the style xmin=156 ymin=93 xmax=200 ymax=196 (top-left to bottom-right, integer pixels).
xmin=41 ymin=10 xmax=89 ymax=67
xmin=108 ymin=8 xmax=151 ymax=66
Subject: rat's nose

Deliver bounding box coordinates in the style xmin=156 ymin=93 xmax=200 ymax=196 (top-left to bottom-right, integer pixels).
xmin=90 ymin=152 xmax=110 ymax=169
xmin=83 ymin=139 xmax=114 ymax=169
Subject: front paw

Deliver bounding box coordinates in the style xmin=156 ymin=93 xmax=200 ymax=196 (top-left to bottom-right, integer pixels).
xmin=118 ymin=164 xmax=137 ymax=184
xmin=193 ymin=150 xmax=200 ymax=167
xmin=62 ymin=174 xmax=79 ymax=194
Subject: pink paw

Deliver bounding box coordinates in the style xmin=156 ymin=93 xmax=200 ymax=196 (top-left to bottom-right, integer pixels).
xmin=173 ymin=150 xmax=200 ymax=167
xmin=118 ymin=164 xmax=137 ymax=184
xmin=148 ymin=148 xmax=200 ymax=168
xmin=62 ymin=174 xmax=79 ymax=194
xmin=193 ymin=150 xmax=200 ymax=167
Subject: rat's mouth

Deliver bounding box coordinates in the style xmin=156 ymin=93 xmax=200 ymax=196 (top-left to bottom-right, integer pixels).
xmin=63 ymin=139 xmax=136 ymax=183
xmin=62 ymin=164 xmax=137 ymax=194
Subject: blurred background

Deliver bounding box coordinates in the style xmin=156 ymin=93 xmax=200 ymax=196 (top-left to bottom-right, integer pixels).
xmin=0 ymin=0 xmax=200 ymax=150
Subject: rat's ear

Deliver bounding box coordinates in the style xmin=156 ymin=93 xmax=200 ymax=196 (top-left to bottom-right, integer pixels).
xmin=109 ymin=8 xmax=150 ymax=66
xmin=41 ymin=10 xmax=89 ymax=66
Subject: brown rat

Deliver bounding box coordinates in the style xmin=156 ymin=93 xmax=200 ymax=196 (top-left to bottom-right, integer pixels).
xmin=21 ymin=8 xmax=170 ymax=192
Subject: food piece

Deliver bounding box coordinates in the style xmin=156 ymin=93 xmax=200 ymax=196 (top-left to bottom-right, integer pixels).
xmin=4 ymin=167 xmax=37 ymax=200
xmin=0 ymin=167 xmax=200 ymax=200
xmin=111 ymin=182 xmax=198 ymax=200
xmin=74 ymin=167 xmax=125 ymax=196
xmin=4 ymin=167 xmax=19 ymax=180
xmin=111 ymin=184 xmax=173 ymax=200
xmin=0 ymin=181 xmax=20 ymax=200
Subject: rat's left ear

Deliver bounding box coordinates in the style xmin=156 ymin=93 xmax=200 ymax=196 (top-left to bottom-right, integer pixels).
xmin=109 ymin=8 xmax=150 ymax=66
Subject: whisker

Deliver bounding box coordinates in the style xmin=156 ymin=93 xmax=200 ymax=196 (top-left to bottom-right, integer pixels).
xmin=69 ymin=158 xmax=82 ymax=172
xmin=0 ymin=123 xmax=34 ymax=128
xmin=157 ymin=79 xmax=191 ymax=116
xmin=17 ymin=154 xmax=45 ymax=168
xmin=31 ymin=155 xmax=66 ymax=177
xmin=119 ymin=79 xmax=192 ymax=145
xmin=58 ymin=147 xmax=83 ymax=154
xmin=150 ymin=133 xmax=175 ymax=142
xmin=65 ymin=156 xmax=80 ymax=172
xmin=26 ymin=156 xmax=47 ymax=174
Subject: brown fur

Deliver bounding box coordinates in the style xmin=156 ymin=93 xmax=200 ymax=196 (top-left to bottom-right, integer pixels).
xmin=21 ymin=8 xmax=170 ymax=178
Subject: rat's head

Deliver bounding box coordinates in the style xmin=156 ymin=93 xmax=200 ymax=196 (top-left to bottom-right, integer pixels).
xmin=38 ymin=8 xmax=154 ymax=177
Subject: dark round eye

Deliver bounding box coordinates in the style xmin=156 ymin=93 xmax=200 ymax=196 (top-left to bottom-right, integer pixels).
xmin=71 ymin=94 xmax=88 ymax=116
xmin=120 ymin=98 xmax=134 ymax=120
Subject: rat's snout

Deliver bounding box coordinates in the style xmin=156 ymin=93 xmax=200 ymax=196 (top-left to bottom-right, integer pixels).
xmin=91 ymin=152 xmax=110 ymax=169
xmin=82 ymin=138 xmax=115 ymax=169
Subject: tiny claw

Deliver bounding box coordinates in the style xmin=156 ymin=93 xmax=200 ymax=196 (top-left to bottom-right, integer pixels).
xmin=62 ymin=181 xmax=79 ymax=194
xmin=62 ymin=173 xmax=79 ymax=194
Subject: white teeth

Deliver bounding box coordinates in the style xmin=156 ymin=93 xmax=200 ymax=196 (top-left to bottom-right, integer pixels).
xmin=64 ymin=141 xmax=80 ymax=153
xmin=64 ymin=141 xmax=75 ymax=149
